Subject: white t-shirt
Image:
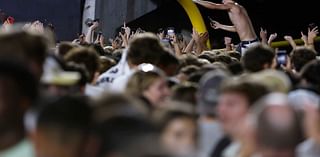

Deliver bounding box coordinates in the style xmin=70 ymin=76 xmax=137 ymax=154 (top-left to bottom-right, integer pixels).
xmin=96 ymin=49 xmax=130 ymax=90
xmin=85 ymin=84 xmax=105 ymax=99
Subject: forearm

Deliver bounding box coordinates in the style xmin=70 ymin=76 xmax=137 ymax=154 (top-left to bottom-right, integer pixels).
xmin=194 ymin=0 xmax=229 ymax=10
xmin=173 ymin=44 xmax=182 ymax=57
xmin=184 ymin=39 xmax=195 ymax=53
xmin=220 ymin=25 xmax=237 ymax=32
xmin=267 ymin=38 xmax=274 ymax=46
xmin=288 ymin=40 xmax=297 ymax=49
xmin=85 ymin=28 xmax=94 ymax=43
xmin=195 ymin=42 xmax=207 ymax=55
xmin=122 ymin=37 xmax=129 ymax=48
xmin=307 ymin=38 xmax=316 ymax=50
xmin=261 ymin=37 xmax=267 ymax=45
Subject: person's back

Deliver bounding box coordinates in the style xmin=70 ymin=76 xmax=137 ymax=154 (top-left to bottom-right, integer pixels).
xmin=225 ymin=1 xmax=257 ymax=41
xmin=193 ymin=0 xmax=258 ymax=54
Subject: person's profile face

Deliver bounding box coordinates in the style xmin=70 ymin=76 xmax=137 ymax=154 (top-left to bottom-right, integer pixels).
xmin=144 ymin=77 xmax=171 ymax=105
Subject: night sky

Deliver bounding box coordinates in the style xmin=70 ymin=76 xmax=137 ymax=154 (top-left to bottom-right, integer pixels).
xmin=129 ymin=0 xmax=320 ymax=49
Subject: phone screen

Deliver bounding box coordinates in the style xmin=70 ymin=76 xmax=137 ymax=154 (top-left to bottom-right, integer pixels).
xmin=167 ymin=27 xmax=175 ymax=36
xmin=277 ymin=50 xmax=287 ymax=66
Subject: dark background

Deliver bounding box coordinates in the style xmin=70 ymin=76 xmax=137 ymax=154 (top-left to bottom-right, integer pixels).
xmin=129 ymin=0 xmax=320 ymax=49
xmin=1 ymin=0 xmax=319 ymax=49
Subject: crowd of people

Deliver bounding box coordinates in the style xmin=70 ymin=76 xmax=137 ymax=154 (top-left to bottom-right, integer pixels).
xmin=0 ymin=0 xmax=320 ymax=157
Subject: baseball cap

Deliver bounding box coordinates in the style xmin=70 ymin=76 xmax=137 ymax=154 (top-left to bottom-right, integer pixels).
xmin=196 ymin=69 xmax=229 ymax=115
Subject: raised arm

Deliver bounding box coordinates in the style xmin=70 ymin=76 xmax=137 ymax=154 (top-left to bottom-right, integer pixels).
xmin=210 ymin=20 xmax=237 ymax=32
xmin=284 ymin=35 xmax=297 ymax=49
xmin=85 ymin=21 xmax=99 ymax=43
xmin=307 ymin=26 xmax=319 ymax=50
xmin=193 ymin=0 xmax=232 ymax=10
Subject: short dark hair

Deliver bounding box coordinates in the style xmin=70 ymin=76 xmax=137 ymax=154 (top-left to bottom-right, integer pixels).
xmin=156 ymin=51 xmax=180 ymax=76
xmin=57 ymin=42 xmax=77 ymax=57
xmin=300 ymin=59 xmax=320 ymax=92
xmin=0 ymin=58 xmax=38 ymax=102
xmin=242 ymin=44 xmax=275 ymax=72
xmin=220 ymin=79 xmax=270 ymax=107
xmin=0 ymin=31 xmax=48 ymax=68
xmin=127 ymin=33 xmax=165 ymax=66
xmin=64 ymin=47 xmax=100 ymax=82
xmin=36 ymin=95 xmax=92 ymax=143
xmin=171 ymin=83 xmax=198 ymax=105
xmin=212 ymin=54 xmax=233 ymax=65
xmin=95 ymin=116 xmax=160 ymax=157
xmin=290 ymin=47 xmax=316 ymax=72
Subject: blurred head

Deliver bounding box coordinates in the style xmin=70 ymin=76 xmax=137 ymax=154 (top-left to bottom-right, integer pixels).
xmin=242 ymin=44 xmax=276 ymax=73
xmin=0 ymin=31 xmax=48 ymax=79
xmin=300 ymin=60 xmax=320 ymax=93
xmin=253 ymin=93 xmax=303 ymax=157
xmin=94 ymin=116 xmax=164 ymax=157
xmin=32 ymin=95 xmax=92 ymax=157
xmin=153 ymin=103 xmax=197 ymax=156
xmin=0 ymin=58 xmax=38 ymax=136
xmin=171 ymin=83 xmax=198 ymax=105
xmin=93 ymin=93 xmax=148 ymax=123
xmin=126 ymin=64 xmax=171 ymax=106
xmin=64 ymin=47 xmax=100 ymax=83
xmin=57 ymin=42 xmax=78 ymax=57
xmin=217 ymin=79 xmax=269 ymax=136
xmin=290 ymin=47 xmax=316 ymax=72
xmin=127 ymin=33 xmax=165 ymax=67
xmin=249 ymin=70 xmax=292 ymax=93
xmin=41 ymin=56 xmax=89 ymax=96
xmin=155 ymin=51 xmax=180 ymax=77
xmin=197 ymin=69 xmax=229 ymax=118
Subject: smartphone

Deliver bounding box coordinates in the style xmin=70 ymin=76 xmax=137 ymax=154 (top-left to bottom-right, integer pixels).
xmin=277 ymin=50 xmax=287 ymax=66
xmin=167 ymin=27 xmax=175 ymax=37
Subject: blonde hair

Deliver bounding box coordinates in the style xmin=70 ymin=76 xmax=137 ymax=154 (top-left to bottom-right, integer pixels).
xmin=126 ymin=71 xmax=162 ymax=97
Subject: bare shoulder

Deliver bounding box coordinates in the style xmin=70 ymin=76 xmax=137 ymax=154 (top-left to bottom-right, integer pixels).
xmin=228 ymin=2 xmax=243 ymax=12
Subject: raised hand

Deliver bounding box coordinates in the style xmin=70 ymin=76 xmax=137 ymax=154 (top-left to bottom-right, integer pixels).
xmin=284 ymin=35 xmax=293 ymax=42
xmin=224 ymin=37 xmax=232 ymax=45
xmin=308 ymin=26 xmax=319 ymax=45
xmin=224 ymin=37 xmax=232 ymax=50
xmin=99 ymin=34 xmax=105 ymax=47
xmin=157 ymin=30 xmax=164 ymax=40
xmin=260 ymin=27 xmax=267 ymax=44
xmin=268 ymin=33 xmax=277 ymax=45
xmin=90 ymin=21 xmax=99 ymax=30
xmin=192 ymin=28 xmax=200 ymax=42
xmin=301 ymin=31 xmax=308 ymax=46
xmin=199 ymin=32 xmax=209 ymax=43
xmin=210 ymin=20 xmax=221 ymax=29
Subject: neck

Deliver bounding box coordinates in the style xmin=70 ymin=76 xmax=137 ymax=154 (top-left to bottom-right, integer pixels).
xmin=0 ymin=128 xmax=25 ymax=151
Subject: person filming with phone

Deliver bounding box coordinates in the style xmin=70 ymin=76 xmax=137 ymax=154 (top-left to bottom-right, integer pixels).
xmin=193 ymin=0 xmax=259 ymax=55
